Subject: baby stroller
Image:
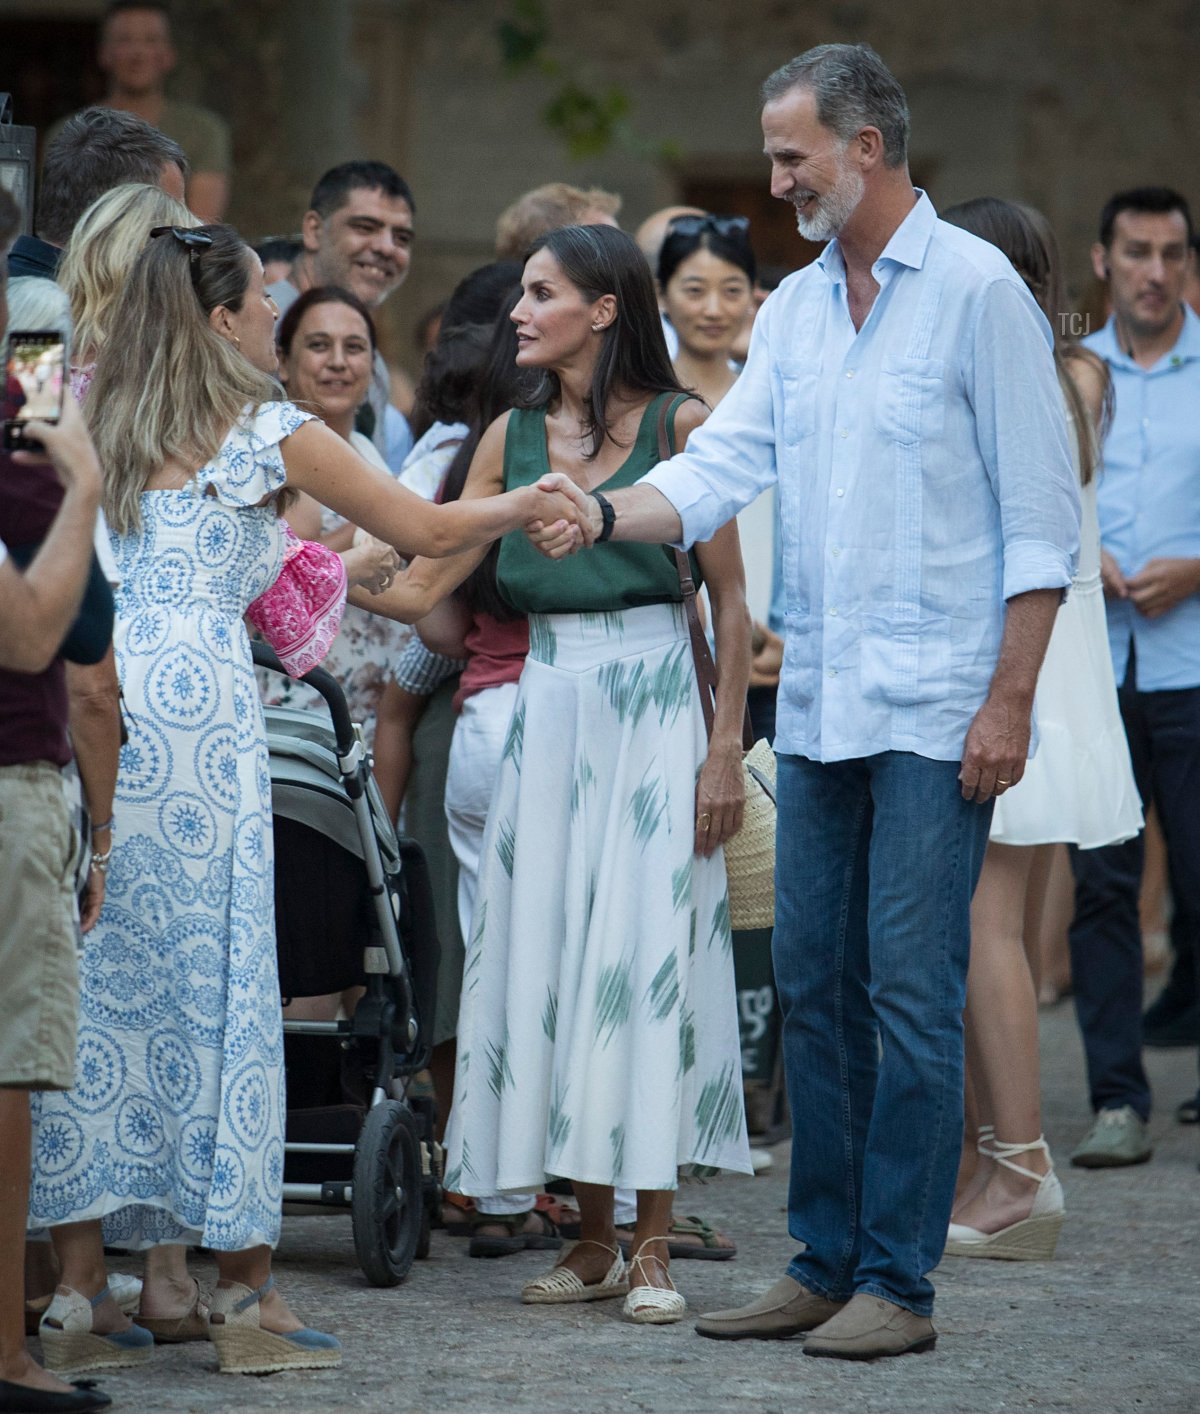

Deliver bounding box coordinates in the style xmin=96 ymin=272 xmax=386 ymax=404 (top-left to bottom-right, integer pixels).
xmin=253 ymin=641 xmax=441 ymax=1287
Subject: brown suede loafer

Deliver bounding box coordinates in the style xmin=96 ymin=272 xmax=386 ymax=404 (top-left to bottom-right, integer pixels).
xmin=695 ymin=1275 xmax=847 ymax=1341
xmin=803 ymin=1293 xmax=936 ymax=1360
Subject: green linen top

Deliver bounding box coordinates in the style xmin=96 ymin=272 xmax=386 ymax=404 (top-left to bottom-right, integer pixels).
xmin=497 ymin=392 xmax=703 ymax=615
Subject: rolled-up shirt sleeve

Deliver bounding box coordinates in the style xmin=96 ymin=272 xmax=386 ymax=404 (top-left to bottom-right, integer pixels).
xmin=967 ymin=278 xmax=1080 ymax=600
xmin=642 ymin=296 xmax=781 ymax=548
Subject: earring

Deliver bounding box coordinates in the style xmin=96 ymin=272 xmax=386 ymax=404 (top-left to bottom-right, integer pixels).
xmin=233 ymin=335 xmax=241 ymax=349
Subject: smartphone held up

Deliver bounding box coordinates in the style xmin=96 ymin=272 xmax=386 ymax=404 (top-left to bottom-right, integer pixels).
xmin=3 ymin=329 xmax=68 ymax=451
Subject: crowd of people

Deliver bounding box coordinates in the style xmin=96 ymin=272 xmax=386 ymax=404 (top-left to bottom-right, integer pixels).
xmin=1 ymin=14 xmax=1198 ymax=1412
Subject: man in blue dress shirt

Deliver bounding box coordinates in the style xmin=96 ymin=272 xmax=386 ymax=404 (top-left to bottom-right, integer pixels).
xmin=1068 ymin=187 xmax=1200 ymax=1167
xmin=533 ymin=43 xmax=1079 ymax=1358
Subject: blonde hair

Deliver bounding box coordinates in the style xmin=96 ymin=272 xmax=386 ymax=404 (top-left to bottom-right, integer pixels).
xmin=58 ymin=183 xmax=196 ymax=363
xmin=88 ymin=223 xmax=280 ymax=534
xmin=494 ymin=182 xmax=622 ymax=260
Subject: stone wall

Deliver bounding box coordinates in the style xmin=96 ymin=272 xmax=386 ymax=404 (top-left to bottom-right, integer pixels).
xmin=358 ymin=0 xmax=1200 ymax=366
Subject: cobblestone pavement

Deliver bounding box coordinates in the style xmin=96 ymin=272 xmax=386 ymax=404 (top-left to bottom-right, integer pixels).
xmin=43 ymin=1003 xmax=1199 ymax=1412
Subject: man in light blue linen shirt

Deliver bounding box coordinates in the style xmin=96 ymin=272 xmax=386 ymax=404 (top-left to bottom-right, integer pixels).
xmin=533 ymin=43 xmax=1079 ymax=1358
xmin=1068 ymin=186 xmax=1200 ymax=1168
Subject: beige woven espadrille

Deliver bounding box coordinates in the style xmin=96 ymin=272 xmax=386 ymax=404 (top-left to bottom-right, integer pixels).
xmin=208 ymin=1277 xmax=341 ymax=1375
xmin=521 ymin=1242 xmax=628 ymax=1304
xmin=39 ymin=1286 xmax=155 ymax=1374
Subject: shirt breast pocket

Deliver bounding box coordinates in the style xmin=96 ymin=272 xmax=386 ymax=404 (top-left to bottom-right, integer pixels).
xmin=777 ymin=357 xmax=820 ymax=446
xmin=874 ymin=355 xmax=946 ymax=446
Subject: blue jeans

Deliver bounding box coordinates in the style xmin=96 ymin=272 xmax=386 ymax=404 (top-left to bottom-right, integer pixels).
xmin=774 ymin=751 xmax=993 ymax=1316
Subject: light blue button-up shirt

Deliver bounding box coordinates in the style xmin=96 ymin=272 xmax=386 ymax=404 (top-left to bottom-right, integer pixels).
xmin=1086 ymin=307 xmax=1200 ymax=691
xmin=644 ymin=192 xmax=1080 ymax=763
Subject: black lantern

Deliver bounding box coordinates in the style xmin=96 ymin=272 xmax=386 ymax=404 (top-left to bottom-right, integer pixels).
xmin=0 ymin=94 xmax=36 ymax=235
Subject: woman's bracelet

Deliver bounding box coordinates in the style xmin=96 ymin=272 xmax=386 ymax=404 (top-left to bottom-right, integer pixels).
xmin=91 ymin=817 xmax=115 ymax=835
xmin=91 ymin=844 xmax=113 ymax=873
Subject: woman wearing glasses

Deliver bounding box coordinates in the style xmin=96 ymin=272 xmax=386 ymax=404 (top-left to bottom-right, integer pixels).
xmin=26 ymin=224 xmax=582 ymax=1379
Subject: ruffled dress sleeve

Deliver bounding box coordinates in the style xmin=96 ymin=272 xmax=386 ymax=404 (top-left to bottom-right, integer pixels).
xmin=197 ymin=400 xmax=313 ymax=508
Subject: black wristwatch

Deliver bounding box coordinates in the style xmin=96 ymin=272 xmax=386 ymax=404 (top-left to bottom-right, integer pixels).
xmin=592 ymin=490 xmax=616 ymax=542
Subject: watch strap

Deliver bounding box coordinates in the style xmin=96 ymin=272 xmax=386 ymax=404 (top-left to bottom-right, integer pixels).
xmin=592 ymin=489 xmax=616 ymax=542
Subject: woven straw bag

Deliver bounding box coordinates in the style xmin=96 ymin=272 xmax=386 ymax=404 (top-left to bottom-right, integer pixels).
xmin=658 ymin=397 xmax=778 ymax=931
xmin=723 ymin=737 xmax=777 ymax=931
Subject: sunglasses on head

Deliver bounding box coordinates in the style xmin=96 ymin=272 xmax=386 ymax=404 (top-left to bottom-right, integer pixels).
xmin=666 ymin=214 xmax=751 ymax=239
xmin=149 ymin=226 xmax=214 ymax=286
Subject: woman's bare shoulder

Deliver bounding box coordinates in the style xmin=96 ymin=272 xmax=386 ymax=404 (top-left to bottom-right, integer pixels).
xmin=673 ymin=393 xmax=710 ymax=450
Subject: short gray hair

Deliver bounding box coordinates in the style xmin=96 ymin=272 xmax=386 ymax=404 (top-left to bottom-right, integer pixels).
xmin=7 ymin=277 xmax=73 ymax=338
xmin=762 ymin=44 xmax=910 ymax=169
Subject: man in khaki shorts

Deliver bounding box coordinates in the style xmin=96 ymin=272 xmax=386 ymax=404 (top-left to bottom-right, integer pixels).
xmin=0 ymin=184 xmax=115 ymax=1411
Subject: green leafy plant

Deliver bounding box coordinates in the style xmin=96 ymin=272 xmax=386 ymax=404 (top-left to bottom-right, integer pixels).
xmin=496 ymin=0 xmax=677 ymax=163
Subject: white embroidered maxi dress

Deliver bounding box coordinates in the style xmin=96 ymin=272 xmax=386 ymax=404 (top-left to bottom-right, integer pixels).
xmin=28 ymin=402 xmax=311 ymax=1250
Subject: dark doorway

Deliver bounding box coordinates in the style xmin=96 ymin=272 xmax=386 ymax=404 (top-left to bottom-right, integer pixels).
xmin=0 ymin=18 xmax=104 ymax=162
xmin=680 ymin=174 xmax=823 ymax=279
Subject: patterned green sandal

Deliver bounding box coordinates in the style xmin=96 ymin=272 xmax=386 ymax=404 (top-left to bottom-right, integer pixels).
xmin=616 ymin=1215 xmax=737 ymax=1261
xmin=469 ymin=1207 xmax=563 ymax=1259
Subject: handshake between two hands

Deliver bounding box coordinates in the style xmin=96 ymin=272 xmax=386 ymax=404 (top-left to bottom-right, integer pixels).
xmin=524 ymin=474 xmax=600 ymax=559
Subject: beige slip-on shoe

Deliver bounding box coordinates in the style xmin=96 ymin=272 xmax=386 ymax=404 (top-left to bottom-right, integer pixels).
xmin=695 ymin=1275 xmax=847 ymax=1341
xmin=803 ymin=1293 xmax=936 ymax=1360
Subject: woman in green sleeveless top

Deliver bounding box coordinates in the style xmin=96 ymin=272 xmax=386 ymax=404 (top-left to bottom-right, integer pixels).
xmin=386 ymin=225 xmax=754 ymax=1324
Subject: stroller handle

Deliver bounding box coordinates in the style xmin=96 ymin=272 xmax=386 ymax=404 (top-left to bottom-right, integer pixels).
xmin=251 ymin=640 xmax=358 ymax=757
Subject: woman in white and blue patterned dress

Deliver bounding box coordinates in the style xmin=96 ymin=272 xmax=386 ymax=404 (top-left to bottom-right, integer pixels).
xmin=27 ymin=223 xmax=584 ymax=1379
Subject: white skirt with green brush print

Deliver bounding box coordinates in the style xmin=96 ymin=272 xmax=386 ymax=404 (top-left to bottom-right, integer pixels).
xmin=444 ymin=602 xmax=752 ymax=1195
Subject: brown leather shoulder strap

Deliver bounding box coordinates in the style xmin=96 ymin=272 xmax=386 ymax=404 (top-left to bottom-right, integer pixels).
xmin=659 ymin=394 xmax=753 ymax=750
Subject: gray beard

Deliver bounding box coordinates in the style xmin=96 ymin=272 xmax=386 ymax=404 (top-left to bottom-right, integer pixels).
xmin=795 ymin=167 xmax=866 ymax=242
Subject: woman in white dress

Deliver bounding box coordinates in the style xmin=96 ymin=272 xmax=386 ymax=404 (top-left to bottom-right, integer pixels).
xmin=422 ymin=226 xmax=753 ymax=1322
xmin=940 ymin=199 xmax=1143 ymax=1260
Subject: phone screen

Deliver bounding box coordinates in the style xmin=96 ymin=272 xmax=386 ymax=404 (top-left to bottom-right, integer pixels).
xmin=4 ymin=330 xmax=68 ymax=428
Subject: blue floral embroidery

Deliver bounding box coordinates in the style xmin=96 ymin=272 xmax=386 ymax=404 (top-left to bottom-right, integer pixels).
xmin=28 ymin=403 xmax=312 ymax=1252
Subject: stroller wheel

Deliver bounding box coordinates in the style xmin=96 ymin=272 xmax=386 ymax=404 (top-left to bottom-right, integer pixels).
xmin=415 ymin=1204 xmax=432 ymax=1261
xmin=351 ymin=1100 xmax=422 ymax=1286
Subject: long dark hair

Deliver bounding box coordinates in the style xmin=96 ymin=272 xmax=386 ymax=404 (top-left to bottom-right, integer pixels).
xmin=941 ymin=196 xmax=1110 ymax=484
xmin=521 ymin=223 xmax=686 ymax=457
xmin=409 ymin=261 xmax=523 ymax=438
xmin=438 ymin=289 xmax=530 ymax=621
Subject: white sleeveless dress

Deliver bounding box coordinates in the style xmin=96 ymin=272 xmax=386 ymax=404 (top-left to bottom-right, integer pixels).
xmin=989 ymin=406 xmax=1143 ymax=849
